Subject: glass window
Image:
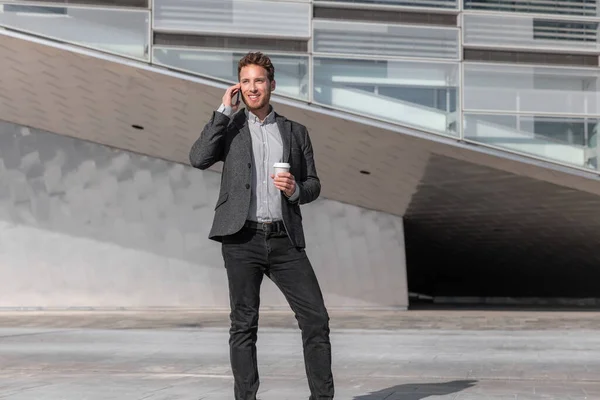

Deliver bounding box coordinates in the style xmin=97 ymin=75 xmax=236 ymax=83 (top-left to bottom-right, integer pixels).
xmin=153 ymin=0 xmax=311 ymax=38
xmin=313 ymin=20 xmax=459 ymax=60
xmin=464 ymin=63 xmax=600 ymax=116
xmin=153 ymin=48 xmax=309 ymax=100
xmin=465 ymin=113 xmax=600 ymax=169
xmin=463 ymin=14 xmax=600 ymax=52
xmin=313 ymin=57 xmax=459 ymax=136
xmin=0 ymin=5 xmax=149 ymax=60
xmin=378 ymin=87 xmax=458 ymax=112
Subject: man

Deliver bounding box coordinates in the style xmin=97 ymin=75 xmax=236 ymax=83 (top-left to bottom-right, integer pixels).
xmin=189 ymin=52 xmax=334 ymax=400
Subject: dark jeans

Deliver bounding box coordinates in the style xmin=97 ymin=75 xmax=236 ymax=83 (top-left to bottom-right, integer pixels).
xmin=221 ymin=223 xmax=334 ymax=400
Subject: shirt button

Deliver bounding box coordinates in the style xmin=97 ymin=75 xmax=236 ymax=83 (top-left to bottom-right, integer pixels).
xmin=245 ymin=184 xmax=250 ymax=189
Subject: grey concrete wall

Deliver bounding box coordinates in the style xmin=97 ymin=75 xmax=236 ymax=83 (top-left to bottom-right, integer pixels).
xmin=0 ymin=121 xmax=408 ymax=310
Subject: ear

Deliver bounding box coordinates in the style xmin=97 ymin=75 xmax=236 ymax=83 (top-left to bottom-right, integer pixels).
xmin=270 ymin=79 xmax=276 ymax=92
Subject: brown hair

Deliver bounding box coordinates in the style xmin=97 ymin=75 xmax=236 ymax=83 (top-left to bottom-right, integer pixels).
xmin=237 ymin=52 xmax=275 ymax=82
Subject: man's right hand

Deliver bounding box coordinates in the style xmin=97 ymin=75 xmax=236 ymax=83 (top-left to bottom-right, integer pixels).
xmin=222 ymin=84 xmax=242 ymax=113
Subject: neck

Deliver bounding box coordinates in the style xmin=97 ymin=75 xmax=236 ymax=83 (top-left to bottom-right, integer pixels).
xmin=251 ymin=104 xmax=271 ymax=122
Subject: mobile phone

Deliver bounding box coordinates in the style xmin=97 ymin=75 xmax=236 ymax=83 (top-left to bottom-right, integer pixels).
xmin=232 ymin=90 xmax=241 ymax=106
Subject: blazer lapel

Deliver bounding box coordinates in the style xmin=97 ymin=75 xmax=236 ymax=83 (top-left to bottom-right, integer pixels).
xmin=234 ymin=110 xmax=252 ymax=159
xmin=276 ymin=114 xmax=291 ymax=163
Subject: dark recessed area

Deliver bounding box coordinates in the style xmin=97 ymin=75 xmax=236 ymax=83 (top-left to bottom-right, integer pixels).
xmin=14 ymin=0 xmax=148 ymax=6
xmin=131 ymin=125 xmax=144 ymax=130
xmin=153 ymin=32 xmax=308 ymax=53
xmin=360 ymin=170 xmax=371 ymax=175
xmin=314 ymin=6 xmax=457 ymax=26
xmin=464 ymin=48 xmax=598 ymax=67
xmin=404 ymin=154 xmax=600 ymax=301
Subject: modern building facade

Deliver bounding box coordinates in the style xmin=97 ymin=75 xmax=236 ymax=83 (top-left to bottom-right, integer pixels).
xmin=1 ymin=0 xmax=600 ymax=309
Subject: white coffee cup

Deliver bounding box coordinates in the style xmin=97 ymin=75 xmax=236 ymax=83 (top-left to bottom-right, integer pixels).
xmin=273 ymin=162 xmax=290 ymax=176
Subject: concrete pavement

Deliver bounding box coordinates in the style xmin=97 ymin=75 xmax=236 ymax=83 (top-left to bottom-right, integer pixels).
xmin=3 ymin=308 xmax=600 ymax=330
xmin=1 ymin=310 xmax=600 ymax=399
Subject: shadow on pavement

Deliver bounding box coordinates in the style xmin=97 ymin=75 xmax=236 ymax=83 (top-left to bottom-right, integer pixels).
xmin=354 ymin=379 xmax=477 ymax=399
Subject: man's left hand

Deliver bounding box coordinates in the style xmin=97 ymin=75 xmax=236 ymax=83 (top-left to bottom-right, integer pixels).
xmin=272 ymin=172 xmax=296 ymax=197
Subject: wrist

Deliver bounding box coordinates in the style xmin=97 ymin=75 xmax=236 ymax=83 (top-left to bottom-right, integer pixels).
xmin=217 ymin=103 xmax=233 ymax=117
xmin=286 ymin=183 xmax=300 ymax=202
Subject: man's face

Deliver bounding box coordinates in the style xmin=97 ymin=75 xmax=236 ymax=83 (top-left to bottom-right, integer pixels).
xmin=239 ymin=64 xmax=276 ymax=112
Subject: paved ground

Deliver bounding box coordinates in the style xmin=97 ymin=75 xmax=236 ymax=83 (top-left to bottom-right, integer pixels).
xmin=1 ymin=310 xmax=599 ymax=399
xmin=3 ymin=308 xmax=600 ymax=330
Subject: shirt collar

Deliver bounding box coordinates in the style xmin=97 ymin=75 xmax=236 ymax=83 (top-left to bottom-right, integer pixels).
xmin=246 ymin=106 xmax=276 ymax=125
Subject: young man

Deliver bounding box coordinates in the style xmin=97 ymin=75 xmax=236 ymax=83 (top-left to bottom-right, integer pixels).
xmin=189 ymin=52 xmax=334 ymax=400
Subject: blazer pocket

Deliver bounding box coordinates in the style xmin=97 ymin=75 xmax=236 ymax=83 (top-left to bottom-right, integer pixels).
xmin=215 ymin=192 xmax=229 ymax=210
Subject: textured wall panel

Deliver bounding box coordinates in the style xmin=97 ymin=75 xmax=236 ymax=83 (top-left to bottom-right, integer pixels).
xmin=463 ymin=13 xmax=600 ymax=53
xmin=153 ymin=0 xmax=311 ymax=38
xmin=0 ymin=121 xmax=408 ymax=310
xmin=464 ymin=0 xmax=600 ymax=17
xmin=313 ymin=20 xmax=459 ymax=59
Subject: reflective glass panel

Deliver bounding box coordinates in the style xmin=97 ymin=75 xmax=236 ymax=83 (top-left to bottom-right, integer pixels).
xmin=153 ymin=48 xmax=309 ymax=100
xmin=465 ymin=113 xmax=600 ymax=170
xmin=464 ymin=63 xmax=600 ymax=116
xmin=313 ymin=20 xmax=459 ymax=59
xmin=313 ymin=57 xmax=459 ymax=136
xmin=0 ymin=4 xmax=149 ymax=59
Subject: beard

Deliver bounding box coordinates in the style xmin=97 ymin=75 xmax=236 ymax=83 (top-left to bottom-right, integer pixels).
xmin=242 ymin=90 xmax=271 ymax=112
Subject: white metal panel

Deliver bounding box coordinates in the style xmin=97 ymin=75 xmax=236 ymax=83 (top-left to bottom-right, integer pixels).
xmin=464 ymin=0 xmax=600 ymax=17
xmin=464 ymin=13 xmax=600 ymax=52
xmin=153 ymin=0 xmax=311 ymax=38
xmin=313 ymin=20 xmax=459 ymax=59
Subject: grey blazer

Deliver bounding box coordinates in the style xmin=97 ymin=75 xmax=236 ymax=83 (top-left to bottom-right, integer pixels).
xmin=189 ymin=109 xmax=321 ymax=248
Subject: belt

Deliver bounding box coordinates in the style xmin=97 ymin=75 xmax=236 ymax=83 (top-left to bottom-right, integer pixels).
xmin=244 ymin=220 xmax=286 ymax=232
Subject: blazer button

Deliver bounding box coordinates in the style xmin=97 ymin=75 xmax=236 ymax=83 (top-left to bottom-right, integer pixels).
xmin=245 ymin=184 xmax=250 ymax=189
xmin=247 ymin=163 xmax=251 ymax=168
